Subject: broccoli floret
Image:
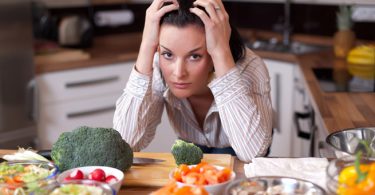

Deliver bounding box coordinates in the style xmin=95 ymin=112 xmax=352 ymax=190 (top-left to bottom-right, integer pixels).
xmin=171 ymin=139 xmax=203 ymax=166
xmin=51 ymin=126 xmax=133 ymax=172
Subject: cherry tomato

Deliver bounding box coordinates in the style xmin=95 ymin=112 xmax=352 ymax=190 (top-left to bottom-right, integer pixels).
xmin=88 ymin=168 xmax=106 ymax=181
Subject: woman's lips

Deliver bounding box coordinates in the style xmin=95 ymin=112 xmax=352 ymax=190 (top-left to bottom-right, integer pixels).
xmin=173 ymin=82 xmax=191 ymax=89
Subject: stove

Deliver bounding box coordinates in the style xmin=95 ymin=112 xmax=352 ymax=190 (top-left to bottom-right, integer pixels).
xmin=312 ymin=67 xmax=375 ymax=92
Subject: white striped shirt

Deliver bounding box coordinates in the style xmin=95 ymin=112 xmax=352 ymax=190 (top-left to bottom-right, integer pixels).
xmin=113 ymin=48 xmax=273 ymax=162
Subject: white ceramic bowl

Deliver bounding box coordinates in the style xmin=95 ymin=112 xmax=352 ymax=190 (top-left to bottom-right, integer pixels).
xmin=57 ymin=166 xmax=124 ymax=193
xmin=169 ymin=165 xmax=236 ymax=195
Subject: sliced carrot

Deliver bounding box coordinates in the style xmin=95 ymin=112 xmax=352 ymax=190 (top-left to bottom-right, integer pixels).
xmin=174 ymin=186 xmax=194 ymax=195
xmin=13 ymin=175 xmax=23 ymax=183
xmin=182 ymin=172 xmax=206 ymax=185
xmin=217 ymin=168 xmax=232 ymax=182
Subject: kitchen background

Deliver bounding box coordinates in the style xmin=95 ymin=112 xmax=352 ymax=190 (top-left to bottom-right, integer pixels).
xmin=0 ymin=0 xmax=374 ymax=157
xmin=37 ymin=0 xmax=375 ymax=40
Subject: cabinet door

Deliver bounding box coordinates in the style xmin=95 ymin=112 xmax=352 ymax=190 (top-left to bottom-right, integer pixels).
xmin=263 ymin=59 xmax=296 ymax=157
xmin=36 ymin=62 xmax=134 ymax=105
xmin=37 ymin=93 xmax=119 ymax=149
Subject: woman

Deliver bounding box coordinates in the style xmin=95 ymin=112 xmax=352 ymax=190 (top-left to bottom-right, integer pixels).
xmin=113 ymin=0 xmax=273 ymax=162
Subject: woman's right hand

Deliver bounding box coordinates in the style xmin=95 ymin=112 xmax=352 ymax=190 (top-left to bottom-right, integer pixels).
xmin=136 ymin=0 xmax=179 ymax=75
xmin=142 ymin=0 xmax=179 ymax=49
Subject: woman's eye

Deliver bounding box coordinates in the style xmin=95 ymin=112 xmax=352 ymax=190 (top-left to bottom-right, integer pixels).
xmin=161 ymin=52 xmax=173 ymax=59
xmin=190 ymin=54 xmax=201 ymax=60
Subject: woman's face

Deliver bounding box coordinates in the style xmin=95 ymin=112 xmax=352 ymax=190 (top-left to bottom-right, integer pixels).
xmin=158 ymin=24 xmax=213 ymax=99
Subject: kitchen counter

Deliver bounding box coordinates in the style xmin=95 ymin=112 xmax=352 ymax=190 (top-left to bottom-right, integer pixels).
xmin=34 ymin=30 xmax=375 ymax=134
xmin=34 ymin=33 xmax=141 ymax=74
xmin=298 ymin=53 xmax=375 ymax=133
xmin=255 ymin=49 xmax=375 ymax=133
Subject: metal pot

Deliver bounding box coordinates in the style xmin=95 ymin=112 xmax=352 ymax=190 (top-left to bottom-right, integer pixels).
xmin=326 ymin=127 xmax=375 ymax=159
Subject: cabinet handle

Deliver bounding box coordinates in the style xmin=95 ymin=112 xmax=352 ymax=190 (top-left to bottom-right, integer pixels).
xmin=294 ymin=107 xmax=316 ymax=139
xmin=294 ymin=111 xmax=313 ymax=139
xmin=67 ymin=106 xmax=116 ymax=118
xmin=274 ymin=73 xmax=281 ymax=133
xmin=65 ymin=76 xmax=119 ymax=88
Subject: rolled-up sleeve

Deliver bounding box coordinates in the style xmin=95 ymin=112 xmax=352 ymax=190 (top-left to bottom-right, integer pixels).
xmin=208 ymin=55 xmax=273 ymax=162
xmin=113 ymin=67 xmax=164 ymax=151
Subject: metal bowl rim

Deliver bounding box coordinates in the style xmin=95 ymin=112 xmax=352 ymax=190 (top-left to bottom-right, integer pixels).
xmin=325 ymin=127 xmax=375 ymax=152
xmin=226 ymin=175 xmax=326 ymax=194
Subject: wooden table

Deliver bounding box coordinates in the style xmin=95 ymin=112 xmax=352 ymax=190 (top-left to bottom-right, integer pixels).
xmin=0 ymin=150 xmax=245 ymax=195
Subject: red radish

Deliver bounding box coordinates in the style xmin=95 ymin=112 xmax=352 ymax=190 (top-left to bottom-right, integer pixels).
xmin=64 ymin=176 xmax=73 ymax=181
xmin=69 ymin=169 xmax=84 ymax=180
xmin=105 ymin=175 xmax=118 ymax=184
xmin=88 ymin=168 xmax=106 ymax=181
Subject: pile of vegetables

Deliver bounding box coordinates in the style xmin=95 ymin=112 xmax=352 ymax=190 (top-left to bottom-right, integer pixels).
xmin=172 ymin=162 xmax=232 ymax=185
xmin=51 ymin=126 xmax=133 ymax=172
xmin=171 ymin=140 xmax=203 ymax=166
xmin=0 ymin=162 xmax=55 ymax=195
xmin=49 ymin=184 xmax=104 ymax=195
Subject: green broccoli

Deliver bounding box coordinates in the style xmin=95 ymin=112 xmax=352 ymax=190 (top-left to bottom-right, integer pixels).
xmin=51 ymin=126 xmax=133 ymax=172
xmin=171 ymin=139 xmax=203 ymax=166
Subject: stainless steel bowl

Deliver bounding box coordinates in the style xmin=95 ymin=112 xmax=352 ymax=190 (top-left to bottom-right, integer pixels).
xmin=326 ymin=127 xmax=375 ymax=158
xmin=225 ymin=176 xmax=326 ymax=195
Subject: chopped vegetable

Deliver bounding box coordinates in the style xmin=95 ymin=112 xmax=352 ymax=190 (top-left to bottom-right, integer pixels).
xmin=0 ymin=162 xmax=55 ymax=195
xmin=63 ymin=169 xmax=118 ymax=185
xmin=68 ymin=170 xmax=84 ymax=180
xmin=172 ymin=162 xmax=232 ymax=185
xmin=337 ymin=154 xmax=375 ymax=195
xmin=2 ymin=148 xmax=49 ymax=162
xmin=88 ymin=169 xmax=106 ymax=182
xmin=50 ymin=184 xmax=104 ymax=195
xmin=105 ymin=175 xmax=118 ymax=184
xmin=151 ymin=181 xmax=209 ymax=195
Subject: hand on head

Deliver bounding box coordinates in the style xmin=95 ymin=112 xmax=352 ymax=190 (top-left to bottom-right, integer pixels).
xmin=142 ymin=0 xmax=179 ymax=50
xmin=138 ymin=0 xmax=235 ymax=76
xmin=143 ymin=0 xmax=231 ymax=54
xmin=189 ymin=0 xmax=232 ymax=57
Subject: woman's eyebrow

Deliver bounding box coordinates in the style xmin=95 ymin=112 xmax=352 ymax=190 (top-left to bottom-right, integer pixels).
xmin=188 ymin=46 xmax=204 ymax=53
xmin=160 ymin=45 xmax=204 ymax=53
xmin=160 ymin=45 xmax=171 ymax=51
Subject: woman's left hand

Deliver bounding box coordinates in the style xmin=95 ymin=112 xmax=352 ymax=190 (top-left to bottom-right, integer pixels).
xmin=190 ymin=0 xmax=235 ymax=76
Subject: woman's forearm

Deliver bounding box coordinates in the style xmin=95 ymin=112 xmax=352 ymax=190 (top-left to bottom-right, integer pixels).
xmin=113 ymin=71 xmax=164 ymax=151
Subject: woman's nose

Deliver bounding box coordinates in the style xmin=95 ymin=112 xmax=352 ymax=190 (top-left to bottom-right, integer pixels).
xmin=173 ymin=59 xmax=187 ymax=78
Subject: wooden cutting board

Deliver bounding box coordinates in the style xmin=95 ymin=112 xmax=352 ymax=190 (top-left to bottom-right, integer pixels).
xmin=124 ymin=152 xmax=234 ymax=187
